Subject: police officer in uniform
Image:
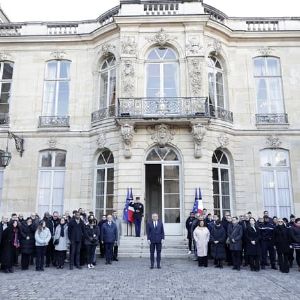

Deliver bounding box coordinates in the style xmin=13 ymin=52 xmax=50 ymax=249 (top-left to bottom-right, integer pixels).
xmin=133 ymin=197 xmax=144 ymax=237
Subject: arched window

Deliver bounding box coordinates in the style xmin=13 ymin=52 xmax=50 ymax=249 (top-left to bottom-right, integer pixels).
xmin=43 ymin=60 xmax=71 ymax=116
xmin=37 ymin=150 xmax=66 ymax=215
xmin=260 ymin=149 xmax=293 ymax=218
xmin=212 ymin=149 xmax=232 ymax=218
xmin=95 ymin=149 xmax=114 ymax=219
xmin=254 ymin=57 xmax=284 ymax=114
xmin=99 ymin=55 xmax=116 ymax=109
xmin=208 ymin=56 xmax=226 ymax=109
xmin=146 ymin=47 xmax=179 ymax=98
xmin=0 ymin=61 xmax=14 ymax=124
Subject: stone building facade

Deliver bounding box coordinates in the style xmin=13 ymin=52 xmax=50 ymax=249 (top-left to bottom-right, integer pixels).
xmin=0 ymin=0 xmax=299 ymax=236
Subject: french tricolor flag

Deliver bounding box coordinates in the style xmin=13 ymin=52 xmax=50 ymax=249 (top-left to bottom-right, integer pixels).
xmin=197 ymin=188 xmax=204 ymax=214
xmin=123 ymin=188 xmax=134 ymax=223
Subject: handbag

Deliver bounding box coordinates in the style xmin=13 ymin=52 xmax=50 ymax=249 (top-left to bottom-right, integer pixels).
xmin=53 ymin=238 xmax=59 ymax=246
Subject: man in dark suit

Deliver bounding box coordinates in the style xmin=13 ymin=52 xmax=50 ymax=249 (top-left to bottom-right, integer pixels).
xmin=146 ymin=213 xmax=165 ymax=269
xmin=68 ymin=211 xmax=85 ymax=270
xmin=101 ymin=214 xmax=117 ymax=265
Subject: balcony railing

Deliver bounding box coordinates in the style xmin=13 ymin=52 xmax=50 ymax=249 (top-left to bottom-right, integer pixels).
xmin=256 ymin=113 xmax=288 ymax=124
xmin=38 ymin=116 xmax=70 ymax=128
xmin=0 ymin=113 xmax=9 ymax=125
xmin=91 ymin=106 xmax=116 ymax=124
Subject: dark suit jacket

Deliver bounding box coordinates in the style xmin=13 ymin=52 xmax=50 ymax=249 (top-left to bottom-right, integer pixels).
xmin=101 ymin=222 xmax=117 ymax=243
xmin=146 ymin=220 xmax=165 ymax=243
xmin=68 ymin=218 xmax=85 ymax=242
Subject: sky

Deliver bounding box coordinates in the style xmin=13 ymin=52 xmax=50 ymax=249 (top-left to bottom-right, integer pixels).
xmin=0 ymin=0 xmax=300 ymax=22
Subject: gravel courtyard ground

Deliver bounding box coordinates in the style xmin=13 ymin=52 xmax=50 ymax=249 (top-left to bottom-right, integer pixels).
xmin=0 ymin=258 xmax=299 ymax=300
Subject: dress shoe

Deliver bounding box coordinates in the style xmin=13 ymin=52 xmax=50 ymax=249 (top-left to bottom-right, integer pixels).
xmin=69 ymin=265 xmax=73 ymax=270
xmin=45 ymin=264 xmax=49 ymax=268
xmin=271 ymin=265 xmax=277 ymax=270
xmin=150 ymin=266 xmax=154 ymax=269
xmin=105 ymin=262 xmax=109 ymax=265
xmin=113 ymin=258 xmax=119 ymax=261
xmin=157 ymin=266 xmax=161 ymax=269
xmin=76 ymin=266 xmax=82 ymax=269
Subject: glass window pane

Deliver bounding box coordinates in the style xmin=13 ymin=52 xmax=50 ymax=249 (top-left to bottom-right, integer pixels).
xmin=221 ymin=182 xmax=230 ymax=196
xmin=107 ymin=168 xmax=114 ymax=181
xmin=274 ymin=151 xmax=288 ymax=167
xmin=53 ymin=172 xmax=65 ymax=188
xmin=43 ymin=82 xmax=57 ymax=115
xmin=220 ymin=153 xmax=228 ymax=165
xmin=46 ymin=61 xmax=58 ymax=79
xmin=146 ymin=149 xmax=161 ymax=161
xmin=106 ymin=181 xmax=114 ymax=195
xmin=213 ymin=195 xmax=220 ymax=209
xmin=97 ymin=169 xmax=105 ymax=185
xmin=221 ymin=169 xmax=229 ymax=181
xmin=212 ymin=168 xmax=218 ymax=180
xmin=41 ymin=152 xmax=52 ymax=167
xmin=267 ymin=58 xmax=280 ymax=76
xmin=60 ymin=61 xmax=70 ymax=79
xmin=164 ymin=194 xmax=180 ymax=208
xmin=96 ymin=195 xmax=104 ymax=210
xmin=164 ymin=166 xmax=179 ymax=179
xmin=2 ymin=62 xmax=14 ymax=80
xmin=254 ymin=58 xmax=266 ymax=76
xmin=164 ymin=180 xmax=179 ymax=194
xmin=57 ymin=82 xmax=69 ymax=115
xmin=97 ymin=154 xmax=105 ymax=165
xmin=213 ymin=181 xmax=219 ymax=194
xmin=222 ymin=196 xmax=230 ymax=210
xmin=55 ymin=152 xmax=66 ymax=167
xmin=164 ymin=209 xmax=180 ymax=223
xmin=106 ymin=195 xmax=114 ymax=211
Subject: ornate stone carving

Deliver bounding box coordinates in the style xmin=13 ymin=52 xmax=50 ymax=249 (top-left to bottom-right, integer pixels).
xmin=188 ymin=58 xmax=202 ymax=96
xmin=149 ymin=124 xmax=175 ymax=148
xmin=100 ymin=43 xmax=116 ymax=57
xmin=0 ymin=51 xmax=12 ymax=61
xmin=121 ymin=124 xmax=134 ymax=158
xmin=96 ymin=132 xmax=106 ymax=149
xmin=186 ymin=37 xmax=202 ymax=56
xmin=147 ymin=28 xmax=175 ymax=47
xmin=208 ymin=38 xmax=222 ymax=55
xmin=48 ymin=137 xmax=57 ymax=149
xmin=257 ymin=47 xmax=274 ymax=56
xmin=121 ymin=37 xmax=137 ymax=56
xmin=51 ymin=50 xmax=66 ymax=60
xmin=218 ymin=134 xmax=229 ymax=148
xmin=122 ymin=60 xmax=135 ymax=96
xmin=192 ymin=124 xmax=206 ymax=158
xmin=266 ymin=135 xmax=281 ymax=148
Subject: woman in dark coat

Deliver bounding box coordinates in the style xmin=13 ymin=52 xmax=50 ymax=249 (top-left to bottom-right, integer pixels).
xmin=290 ymin=218 xmax=300 ymax=272
xmin=0 ymin=220 xmax=20 ymax=273
xmin=20 ymin=218 xmax=36 ymax=270
xmin=245 ymin=218 xmax=261 ymax=271
xmin=273 ymin=219 xmax=291 ymax=273
xmin=84 ymin=216 xmax=100 ymax=269
xmin=209 ymin=220 xmax=226 ymax=268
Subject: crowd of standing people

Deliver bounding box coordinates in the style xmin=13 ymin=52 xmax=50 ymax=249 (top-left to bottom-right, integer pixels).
xmin=186 ymin=210 xmax=300 ymax=273
xmin=0 ymin=209 xmax=122 ymax=273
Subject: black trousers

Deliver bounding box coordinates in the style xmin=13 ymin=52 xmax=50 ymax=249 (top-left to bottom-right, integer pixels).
xmin=150 ymin=242 xmax=162 ymax=267
xmin=231 ymin=250 xmax=241 ymax=269
xmin=261 ymin=240 xmax=275 ymax=266
xmin=113 ymin=245 xmax=118 ymax=259
xmin=105 ymin=243 xmax=114 ymax=263
xmin=55 ymin=250 xmax=66 ymax=267
xmin=86 ymin=244 xmax=97 ymax=265
xmin=249 ymin=255 xmax=260 ymax=271
xmin=100 ymin=242 xmax=105 ymax=258
xmin=277 ymin=251 xmax=289 ymax=273
xmin=296 ymin=249 xmax=300 ymax=267
xmin=36 ymin=246 xmax=46 ymax=270
xmin=225 ymin=244 xmax=232 ymax=264
xmin=46 ymin=239 xmax=55 ymax=266
xmin=188 ymin=237 xmax=192 ymax=252
xmin=198 ymin=256 xmax=208 ymax=267
xmin=70 ymin=241 xmax=81 ymax=267
xmin=21 ymin=253 xmax=31 ymax=270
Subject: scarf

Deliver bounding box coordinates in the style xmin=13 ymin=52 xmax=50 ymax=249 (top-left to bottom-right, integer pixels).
xmin=13 ymin=228 xmax=20 ymax=248
xmin=60 ymin=224 xmax=65 ymax=238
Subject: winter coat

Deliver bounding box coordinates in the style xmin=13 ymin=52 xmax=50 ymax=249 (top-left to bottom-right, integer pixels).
xmin=227 ymin=223 xmax=243 ymax=251
xmin=210 ymin=224 xmax=226 ymax=259
xmin=273 ymin=225 xmax=290 ymax=254
xmin=68 ymin=218 xmax=85 ymax=243
xmin=84 ymin=225 xmax=100 ymax=246
xmin=98 ymin=220 xmax=107 ymax=242
xmin=54 ymin=225 xmax=69 ymax=251
xmin=35 ymin=227 xmax=51 ymax=246
xmin=0 ymin=225 xmax=20 ymax=266
xmin=245 ymin=226 xmax=261 ymax=256
xmin=185 ymin=216 xmax=195 ymax=239
xmin=290 ymin=225 xmax=300 ymax=247
xmin=193 ymin=227 xmax=210 ymax=257
xmin=20 ymin=223 xmax=35 ymax=254
xmin=112 ymin=217 xmax=122 ymax=246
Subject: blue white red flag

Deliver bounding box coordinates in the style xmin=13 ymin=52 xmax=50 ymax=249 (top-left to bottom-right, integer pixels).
xmin=123 ymin=188 xmax=134 ymax=223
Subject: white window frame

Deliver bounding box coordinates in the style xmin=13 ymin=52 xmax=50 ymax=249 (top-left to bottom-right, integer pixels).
xmin=145 ymin=47 xmax=179 ymax=98
xmin=0 ymin=61 xmax=14 ymax=114
xmin=94 ymin=150 xmax=114 ymax=218
xmin=37 ymin=150 xmax=66 ymax=215
xmin=254 ymin=56 xmax=285 ymax=114
xmin=212 ymin=150 xmax=232 ymax=218
xmin=99 ymin=56 xmax=116 ymax=109
xmin=208 ymin=56 xmax=226 ymax=109
xmin=260 ymin=149 xmax=293 ymax=217
xmin=43 ymin=60 xmax=70 ymax=116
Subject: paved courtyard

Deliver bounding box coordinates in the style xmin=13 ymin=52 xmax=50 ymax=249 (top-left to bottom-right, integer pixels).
xmin=0 ymin=258 xmax=299 ymax=300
